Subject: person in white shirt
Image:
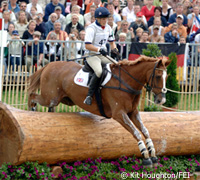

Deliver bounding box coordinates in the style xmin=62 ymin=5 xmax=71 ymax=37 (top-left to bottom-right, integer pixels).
xmin=122 ymin=0 xmax=135 ymax=23
xmin=26 ymin=0 xmax=43 ymax=15
xmin=83 ymin=7 xmax=120 ymax=105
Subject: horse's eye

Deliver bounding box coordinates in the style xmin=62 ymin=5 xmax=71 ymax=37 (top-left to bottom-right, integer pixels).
xmin=156 ymin=76 xmax=161 ymax=79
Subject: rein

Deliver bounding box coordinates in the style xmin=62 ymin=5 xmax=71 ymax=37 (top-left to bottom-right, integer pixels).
xmin=103 ymin=60 xmax=165 ymax=95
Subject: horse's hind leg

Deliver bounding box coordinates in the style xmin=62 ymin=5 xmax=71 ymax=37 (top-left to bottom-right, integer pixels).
xmin=28 ymin=92 xmax=56 ymax=111
xmin=129 ymin=110 xmax=158 ymax=167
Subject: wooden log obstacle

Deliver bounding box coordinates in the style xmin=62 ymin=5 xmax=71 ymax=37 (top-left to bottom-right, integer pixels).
xmin=0 ymin=102 xmax=200 ymax=166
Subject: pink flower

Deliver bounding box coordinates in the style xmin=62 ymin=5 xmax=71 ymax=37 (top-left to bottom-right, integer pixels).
xmin=163 ymin=157 xmax=169 ymax=161
xmin=188 ymin=158 xmax=192 ymax=161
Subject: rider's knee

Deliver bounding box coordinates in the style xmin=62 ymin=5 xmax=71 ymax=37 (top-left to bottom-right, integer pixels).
xmin=95 ymin=70 xmax=102 ymax=78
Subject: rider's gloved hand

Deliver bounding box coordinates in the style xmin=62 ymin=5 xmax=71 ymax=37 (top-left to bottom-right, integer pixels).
xmin=99 ymin=48 xmax=108 ymax=56
xmin=111 ymin=48 xmax=121 ymax=60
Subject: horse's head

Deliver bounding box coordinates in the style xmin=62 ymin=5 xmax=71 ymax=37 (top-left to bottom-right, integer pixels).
xmin=146 ymin=57 xmax=171 ymax=105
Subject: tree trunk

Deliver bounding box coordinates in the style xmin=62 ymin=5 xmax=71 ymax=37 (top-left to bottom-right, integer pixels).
xmin=0 ymin=102 xmax=200 ymax=165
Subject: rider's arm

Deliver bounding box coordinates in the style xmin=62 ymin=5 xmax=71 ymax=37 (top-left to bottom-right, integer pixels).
xmin=85 ymin=44 xmax=100 ymax=52
xmin=109 ymin=41 xmax=117 ymax=50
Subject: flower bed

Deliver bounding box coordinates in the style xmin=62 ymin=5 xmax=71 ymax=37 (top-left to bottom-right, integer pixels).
xmin=0 ymin=155 xmax=200 ymax=180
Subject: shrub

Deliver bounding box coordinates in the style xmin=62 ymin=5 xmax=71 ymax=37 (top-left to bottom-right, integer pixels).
xmin=142 ymin=43 xmax=162 ymax=58
xmin=164 ymin=52 xmax=180 ymax=107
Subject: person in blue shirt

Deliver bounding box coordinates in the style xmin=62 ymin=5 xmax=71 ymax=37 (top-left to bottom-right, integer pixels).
xmin=8 ymin=0 xmax=20 ymax=13
xmin=26 ymin=31 xmax=49 ymax=71
xmin=43 ymin=0 xmax=65 ymax=22
xmin=168 ymin=3 xmax=188 ymax=26
xmin=164 ymin=23 xmax=180 ymax=43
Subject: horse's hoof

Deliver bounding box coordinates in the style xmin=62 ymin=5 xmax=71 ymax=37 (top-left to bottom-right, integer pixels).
xmin=151 ymin=157 xmax=158 ymax=167
xmin=142 ymin=158 xmax=153 ymax=168
xmin=31 ymin=107 xmax=36 ymax=111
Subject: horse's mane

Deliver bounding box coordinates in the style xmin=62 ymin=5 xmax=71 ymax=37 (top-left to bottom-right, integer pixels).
xmin=111 ymin=55 xmax=168 ymax=67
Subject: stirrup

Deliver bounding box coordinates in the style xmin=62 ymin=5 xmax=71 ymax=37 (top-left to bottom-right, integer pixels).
xmin=84 ymin=96 xmax=93 ymax=105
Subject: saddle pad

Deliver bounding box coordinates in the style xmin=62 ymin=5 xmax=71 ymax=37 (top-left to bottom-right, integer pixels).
xmin=74 ymin=64 xmax=112 ymax=87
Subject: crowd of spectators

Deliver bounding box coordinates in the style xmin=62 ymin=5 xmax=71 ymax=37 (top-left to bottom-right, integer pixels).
xmin=1 ymin=0 xmax=200 ymax=71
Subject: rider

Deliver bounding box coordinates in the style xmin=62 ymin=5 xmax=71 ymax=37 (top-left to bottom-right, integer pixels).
xmin=83 ymin=7 xmax=121 ymax=105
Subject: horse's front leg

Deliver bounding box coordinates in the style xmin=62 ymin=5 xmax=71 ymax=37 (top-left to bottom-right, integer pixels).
xmin=113 ymin=111 xmax=152 ymax=167
xmin=129 ymin=109 xmax=158 ymax=167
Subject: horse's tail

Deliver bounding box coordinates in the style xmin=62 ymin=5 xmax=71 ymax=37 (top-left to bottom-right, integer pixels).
xmin=28 ymin=66 xmax=46 ymax=94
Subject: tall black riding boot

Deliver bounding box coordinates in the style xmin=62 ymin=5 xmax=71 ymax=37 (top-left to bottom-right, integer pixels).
xmin=84 ymin=74 xmax=100 ymax=105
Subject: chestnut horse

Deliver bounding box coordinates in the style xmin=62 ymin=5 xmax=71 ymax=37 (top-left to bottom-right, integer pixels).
xmin=28 ymin=56 xmax=170 ymax=167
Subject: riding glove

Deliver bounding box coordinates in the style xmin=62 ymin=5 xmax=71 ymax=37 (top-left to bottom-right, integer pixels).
xmin=111 ymin=48 xmax=121 ymax=60
xmin=99 ymin=48 xmax=108 ymax=56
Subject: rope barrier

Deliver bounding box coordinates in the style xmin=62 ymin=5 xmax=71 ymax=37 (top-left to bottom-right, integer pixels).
xmin=166 ymin=88 xmax=200 ymax=94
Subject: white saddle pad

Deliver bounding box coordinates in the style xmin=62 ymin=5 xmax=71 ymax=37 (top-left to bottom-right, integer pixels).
xmin=74 ymin=64 xmax=112 ymax=87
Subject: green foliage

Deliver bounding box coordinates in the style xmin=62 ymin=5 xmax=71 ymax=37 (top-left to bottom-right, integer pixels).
xmin=164 ymin=52 xmax=180 ymax=107
xmin=144 ymin=104 xmax=161 ymax=111
xmin=1 ymin=156 xmax=200 ymax=179
xmin=142 ymin=43 xmax=162 ymax=57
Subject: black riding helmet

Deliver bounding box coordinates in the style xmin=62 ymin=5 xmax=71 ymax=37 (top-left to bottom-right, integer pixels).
xmin=95 ymin=7 xmax=110 ymax=18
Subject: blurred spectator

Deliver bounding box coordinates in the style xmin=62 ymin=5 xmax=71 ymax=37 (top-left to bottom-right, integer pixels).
xmin=65 ymin=0 xmax=83 ymax=10
xmin=78 ymin=30 xmax=86 ymax=56
xmin=179 ymin=36 xmax=186 ymax=43
xmin=84 ymin=4 xmax=96 ymax=27
xmin=85 ymin=0 xmax=103 ymax=14
xmin=107 ymin=15 xmax=117 ymax=35
xmin=168 ymin=3 xmax=188 ymax=26
xmin=44 ymin=32 xmax=62 ymax=62
xmin=17 ymin=0 xmax=29 ymax=4
xmin=65 ymin=13 xmax=84 ymax=34
xmin=116 ymin=20 xmax=135 ymax=42
xmin=107 ymin=2 xmax=121 ymax=29
xmin=135 ymin=27 xmax=144 ymax=41
xmin=129 ymin=12 xmax=149 ymax=35
xmin=65 ymin=0 xmax=83 ymax=15
xmin=141 ymin=0 xmax=155 ymax=22
xmin=0 ymin=1 xmax=16 ymax=22
xmin=65 ymin=5 xmax=84 ymax=26
xmin=148 ymin=7 xmax=168 ymax=27
xmin=113 ymin=0 xmax=122 ymax=15
xmin=66 ymin=28 xmax=82 ymax=59
xmin=183 ymin=0 xmax=192 ymax=16
xmin=121 ymin=0 xmax=135 ymax=23
xmin=148 ymin=17 xmax=165 ymax=36
xmin=30 ymin=6 xmax=37 ymax=19
xmin=116 ymin=32 xmax=128 ymax=60
xmin=187 ymin=5 xmax=200 ymax=31
xmin=131 ymin=5 xmax=147 ymax=25
xmin=26 ymin=0 xmax=43 ymax=15
xmin=3 ymin=10 xmax=14 ymax=30
xmin=34 ymin=13 xmax=46 ymax=39
xmin=9 ymin=0 xmax=20 ymax=13
xmin=26 ymin=31 xmax=48 ymax=71
xmin=7 ymin=23 xmax=15 ymax=40
xmin=165 ymin=15 xmax=187 ymax=38
xmin=45 ymin=13 xmax=58 ymax=38
xmin=148 ymin=25 xmax=165 ymax=42
xmin=160 ymin=0 xmax=173 ymax=22
xmin=15 ymin=2 xmax=32 ymax=22
xmin=14 ymin=11 xmax=28 ymax=38
xmin=46 ymin=21 xmax=68 ymax=41
xmin=164 ymin=22 xmax=180 ymax=42
xmin=53 ymin=6 xmax=66 ymax=29
xmin=7 ymin=30 xmax=24 ymax=71
xmin=43 ymin=0 xmax=65 ymax=22
xmin=139 ymin=31 xmax=150 ymax=42
xmin=22 ymin=20 xmax=36 ymax=40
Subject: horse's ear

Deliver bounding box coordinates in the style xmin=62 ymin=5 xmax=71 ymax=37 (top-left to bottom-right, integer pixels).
xmin=165 ymin=60 xmax=172 ymax=67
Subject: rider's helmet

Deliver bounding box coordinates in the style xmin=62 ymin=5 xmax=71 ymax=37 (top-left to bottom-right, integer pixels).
xmin=95 ymin=7 xmax=110 ymax=18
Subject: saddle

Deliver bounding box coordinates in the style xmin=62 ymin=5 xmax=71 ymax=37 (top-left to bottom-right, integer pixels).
xmin=74 ymin=62 xmax=112 ymax=118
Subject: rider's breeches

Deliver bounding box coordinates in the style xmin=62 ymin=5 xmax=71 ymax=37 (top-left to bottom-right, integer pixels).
xmin=86 ymin=55 xmax=111 ymax=78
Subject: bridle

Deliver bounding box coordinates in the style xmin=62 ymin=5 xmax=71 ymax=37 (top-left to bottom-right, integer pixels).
xmin=103 ymin=60 xmax=167 ymax=96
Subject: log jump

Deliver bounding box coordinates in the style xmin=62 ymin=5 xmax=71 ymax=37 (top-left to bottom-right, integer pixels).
xmin=0 ymin=102 xmax=200 ymax=166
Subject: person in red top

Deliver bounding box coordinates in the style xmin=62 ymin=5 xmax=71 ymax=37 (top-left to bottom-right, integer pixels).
xmin=85 ymin=0 xmax=103 ymax=14
xmin=141 ymin=0 xmax=155 ymax=22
